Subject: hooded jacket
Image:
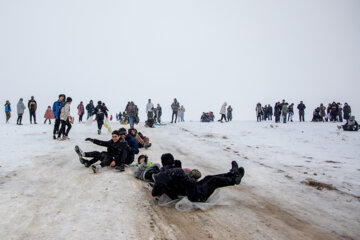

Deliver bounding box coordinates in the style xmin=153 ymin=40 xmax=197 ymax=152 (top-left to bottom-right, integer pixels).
xmin=17 ymin=100 xmax=26 ymax=114
xmin=220 ymin=102 xmax=227 ymax=115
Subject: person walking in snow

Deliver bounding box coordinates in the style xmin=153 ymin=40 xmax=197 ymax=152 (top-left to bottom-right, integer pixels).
xmin=28 ymin=96 xmax=37 ymax=124
xmin=178 ymin=105 xmax=185 ymax=122
xmin=219 ymin=102 xmax=227 ymax=122
xmin=77 ymin=101 xmax=85 ymax=123
xmin=16 ymin=98 xmax=26 ymax=125
xmin=4 ymin=100 xmax=11 ymax=123
xmin=75 ymin=130 xmax=129 ymax=173
xmin=44 ymin=106 xmax=55 ymax=124
xmin=86 ymin=100 xmax=95 ymax=120
xmin=58 ymin=97 xmax=73 ymax=140
xmin=297 ymin=101 xmax=306 ymax=122
xmin=171 ymin=98 xmax=180 ymax=123
xmin=93 ymin=101 xmax=108 ymax=135
xmin=52 ymin=94 xmax=66 ymax=140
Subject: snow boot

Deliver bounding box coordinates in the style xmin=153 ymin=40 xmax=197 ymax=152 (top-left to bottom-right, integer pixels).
xmin=115 ymin=164 xmax=125 ymax=172
xmin=230 ymin=161 xmax=244 ymax=185
xmin=75 ymin=145 xmax=84 ymax=159
xmin=144 ymin=143 xmax=152 ymax=149
xmin=92 ymin=164 xmax=101 ymax=173
xmin=98 ymin=129 xmax=101 ymax=135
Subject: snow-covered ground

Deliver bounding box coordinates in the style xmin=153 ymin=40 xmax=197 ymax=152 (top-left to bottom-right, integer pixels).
xmin=0 ymin=120 xmax=359 ymax=240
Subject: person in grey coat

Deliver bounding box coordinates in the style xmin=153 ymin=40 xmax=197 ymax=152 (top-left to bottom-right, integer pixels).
xmin=171 ymin=98 xmax=180 ymax=123
xmin=219 ymin=102 xmax=227 ymax=122
xmin=155 ymin=104 xmax=162 ymax=124
xmin=17 ymin=98 xmax=26 ymax=125
xmin=178 ymin=105 xmax=185 ymax=122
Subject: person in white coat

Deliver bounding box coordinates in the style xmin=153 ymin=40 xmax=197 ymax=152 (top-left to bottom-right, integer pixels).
xmin=146 ymin=99 xmax=154 ymax=120
xmin=219 ymin=102 xmax=227 ymax=122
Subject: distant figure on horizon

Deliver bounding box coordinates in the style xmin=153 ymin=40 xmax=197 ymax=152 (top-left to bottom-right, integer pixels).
xmin=219 ymin=102 xmax=227 ymax=122
xmin=4 ymin=100 xmax=11 ymax=123
xmin=178 ymin=105 xmax=185 ymax=122
xmin=44 ymin=106 xmax=55 ymax=124
xmin=171 ymin=98 xmax=180 ymax=123
xmin=227 ymin=105 xmax=233 ymax=121
xmin=28 ymin=96 xmax=37 ymax=124
xmin=77 ymin=101 xmax=84 ymax=123
xmin=17 ymin=98 xmax=26 ymax=125
xmin=297 ymin=101 xmax=306 ymax=122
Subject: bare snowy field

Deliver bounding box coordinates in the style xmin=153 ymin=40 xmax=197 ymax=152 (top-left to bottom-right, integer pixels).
xmin=0 ymin=120 xmax=359 ymax=240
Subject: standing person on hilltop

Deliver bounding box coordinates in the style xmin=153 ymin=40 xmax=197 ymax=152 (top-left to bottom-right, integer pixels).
xmin=171 ymin=98 xmax=180 ymax=123
xmin=255 ymin=103 xmax=262 ymax=122
xmin=343 ymin=103 xmax=351 ymax=123
xmin=4 ymin=100 xmax=11 ymax=123
xmin=44 ymin=106 xmax=55 ymax=124
xmin=337 ymin=103 xmax=343 ymax=122
xmin=146 ymin=99 xmax=154 ymax=120
xmin=126 ymin=101 xmax=138 ymax=129
xmin=178 ymin=105 xmax=185 ymax=122
xmin=297 ymin=101 xmax=306 ymax=122
xmin=274 ymin=102 xmax=281 ymax=123
xmin=52 ymin=94 xmax=66 ymax=139
xmin=267 ymin=104 xmax=273 ymax=121
xmin=219 ymin=102 xmax=228 ymax=122
xmin=282 ymin=103 xmax=289 ymax=123
xmin=28 ymin=96 xmax=37 ymax=124
xmin=227 ymin=105 xmax=233 ymax=121
xmin=16 ymin=98 xmax=26 ymax=125
xmin=58 ymin=97 xmax=73 ymax=140
xmin=77 ymin=101 xmax=85 ymax=123
xmin=287 ymin=103 xmax=294 ymax=122
xmin=155 ymin=103 xmax=162 ymax=124
xmin=86 ymin=100 xmax=95 ymax=120
xmin=93 ymin=101 xmax=108 ymax=135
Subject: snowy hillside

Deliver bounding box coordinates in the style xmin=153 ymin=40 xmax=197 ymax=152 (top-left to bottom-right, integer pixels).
xmin=0 ymin=120 xmax=359 ymax=240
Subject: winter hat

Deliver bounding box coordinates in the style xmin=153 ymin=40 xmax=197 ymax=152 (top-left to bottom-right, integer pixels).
xmin=161 ymin=153 xmax=174 ymax=167
xmin=118 ymin=128 xmax=127 ymax=135
xmin=188 ymin=169 xmax=202 ymax=180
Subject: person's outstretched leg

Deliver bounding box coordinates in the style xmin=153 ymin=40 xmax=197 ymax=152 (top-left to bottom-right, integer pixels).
xmin=195 ymin=161 xmax=245 ymax=202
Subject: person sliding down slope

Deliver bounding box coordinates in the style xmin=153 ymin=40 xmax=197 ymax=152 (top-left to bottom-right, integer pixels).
xmin=152 ymin=160 xmax=245 ymax=202
xmin=75 ymin=130 xmax=128 ymax=173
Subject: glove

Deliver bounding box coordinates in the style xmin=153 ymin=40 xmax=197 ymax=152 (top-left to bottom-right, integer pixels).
xmin=85 ymin=138 xmax=93 ymax=142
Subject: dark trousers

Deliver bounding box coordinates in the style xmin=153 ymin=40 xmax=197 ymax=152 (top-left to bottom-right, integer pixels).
xmin=299 ymin=112 xmax=305 ymax=122
xmin=6 ymin=112 xmax=11 ymax=122
xmin=44 ymin=119 xmax=51 ymax=124
xmin=97 ymin=119 xmax=104 ymax=130
xmin=257 ymin=114 xmax=261 ymax=122
xmin=220 ymin=114 xmax=227 ymax=122
xmin=79 ymin=114 xmax=84 ymax=122
xmin=171 ymin=111 xmax=178 ymax=123
xmin=17 ymin=114 xmax=23 ymax=124
xmin=29 ymin=111 xmax=36 ymax=123
xmin=84 ymin=151 xmax=112 ymax=167
xmin=58 ymin=119 xmax=71 ymax=138
xmin=53 ymin=119 xmax=61 ymax=135
xmin=195 ymin=173 xmax=235 ymax=202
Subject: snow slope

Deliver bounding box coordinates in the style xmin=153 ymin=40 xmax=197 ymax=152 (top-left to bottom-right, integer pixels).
xmin=0 ymin=120 xmax=359 ymax=240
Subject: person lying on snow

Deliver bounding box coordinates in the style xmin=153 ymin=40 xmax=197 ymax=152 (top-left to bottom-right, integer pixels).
xmin=128 ymin=128 xmax=152 ymax=149
xmin=151 ymin=157 xmax=245 ymax=203
xmin=338 ymin=116 xmax=359 ymax=131
xmin=74 ymin=130 xmax=128 ymax=173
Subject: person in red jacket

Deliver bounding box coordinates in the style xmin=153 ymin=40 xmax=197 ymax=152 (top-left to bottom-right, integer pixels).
xmin=44 ymin=106 xmax=55 ymax=124
xmin=77 ymin=101 xmax=85 ymax=123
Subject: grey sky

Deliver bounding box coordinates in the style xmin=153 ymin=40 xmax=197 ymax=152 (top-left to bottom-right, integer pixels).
xmin=1 ymin=0 xmax=359 ymax=121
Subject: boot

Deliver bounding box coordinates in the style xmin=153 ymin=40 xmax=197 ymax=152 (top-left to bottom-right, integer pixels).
xmin=230 ymin=161 xmax=245 ymax=185
xmin=115 ymin=164 xmax=125 ymax=172
xmin=92 ymin=164 xmax=101 ymax=173
xmin=75 ymin=145 xmax=85 ymax=162
xmin=144 ymin=143 xmax=152 ymax=149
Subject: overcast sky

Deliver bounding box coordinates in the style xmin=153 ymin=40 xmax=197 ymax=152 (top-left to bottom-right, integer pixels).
xmin=1 ymin=0 xmax=359 ymax=122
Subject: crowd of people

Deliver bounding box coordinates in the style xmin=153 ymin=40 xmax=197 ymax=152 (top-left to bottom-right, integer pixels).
xmin=255 ymin=100 xmax=357 ymax=131
xmin=74 ymin=129 xmax=245 ymax=203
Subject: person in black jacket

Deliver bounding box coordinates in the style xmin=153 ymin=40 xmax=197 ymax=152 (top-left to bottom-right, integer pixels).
xmin=86 ymin=100 xmax=95 ymax=119
xmin=340 ymin=116 xmax=359 ymax=131
xmin=274 ymin=102 xmax=281 ymax=123
xmin=28 ymin=96 xmax=37 ymax=124
xmin=151 ymin=157 xmax=245 ymax=203
xmin=267 ymin=104 xmax=273 ymax=121
xmin=297 ymin=101 xmax=306 ymax=122
xmin=74 ymin=130 xmax=128 ymax=172
xmin=93 ymin=101 xmax=108 ymax=135
xmin=343 ymin=103 xmax=351 ymax=122
xmin=120 ymin=127 xmax=139 ymax=165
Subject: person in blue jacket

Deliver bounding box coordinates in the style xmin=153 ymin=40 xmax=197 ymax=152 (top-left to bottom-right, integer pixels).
xmin=86 ymin=100 xmax=95 ymax=119
xmin=119 ymin=127 xmax=139 ymax=165
xmin=52 ymin=94 xmax=66 ymax=140
xmin=5 ymin=100 xmax=11 ymax=123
